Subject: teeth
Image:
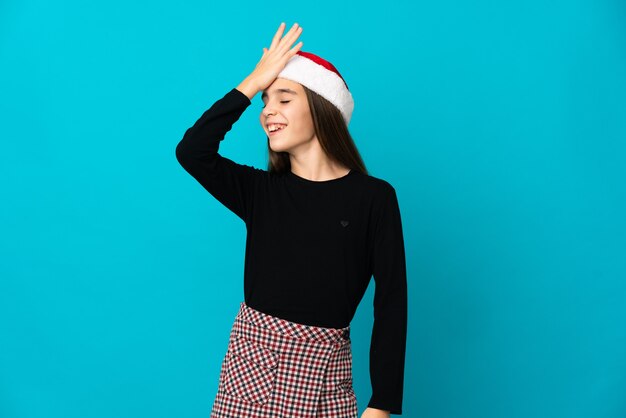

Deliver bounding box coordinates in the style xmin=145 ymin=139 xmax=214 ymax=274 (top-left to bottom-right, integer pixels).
xmin=268 ymin=124 xmax=286 ymax=132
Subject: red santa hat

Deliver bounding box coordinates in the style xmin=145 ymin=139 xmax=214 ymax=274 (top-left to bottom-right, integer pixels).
xmin=277 ymin=51 xmax=354 ymax=126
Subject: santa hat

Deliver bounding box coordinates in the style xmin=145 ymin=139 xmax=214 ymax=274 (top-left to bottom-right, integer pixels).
xmin=277 ymin=51 xmax=354 ymax=126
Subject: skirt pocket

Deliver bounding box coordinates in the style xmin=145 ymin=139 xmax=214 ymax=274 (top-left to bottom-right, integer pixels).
xmin=223 ymin=335 xmax=279 ymax=405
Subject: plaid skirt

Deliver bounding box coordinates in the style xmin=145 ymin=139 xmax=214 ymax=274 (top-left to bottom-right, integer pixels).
xmin=210 ymin=301 xmax=358 ymax=418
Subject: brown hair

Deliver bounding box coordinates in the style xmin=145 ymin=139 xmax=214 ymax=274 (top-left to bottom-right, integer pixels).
xmin=266 ymin=85 xmax=368 ymax=176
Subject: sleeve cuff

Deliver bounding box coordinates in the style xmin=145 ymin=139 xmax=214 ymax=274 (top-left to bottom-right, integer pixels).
xmin=231 ymin=87 xmax=252 ymax=105
xmin=367 ymin=398 xmax=403 ymax=415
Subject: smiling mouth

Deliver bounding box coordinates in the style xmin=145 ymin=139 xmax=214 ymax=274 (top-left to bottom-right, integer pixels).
xmin=268 ymin=126 xmax=287 ymax=135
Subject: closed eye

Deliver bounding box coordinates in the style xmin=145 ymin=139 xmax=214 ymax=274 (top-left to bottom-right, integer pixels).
xmin=262 ymin=101 xmax=290 ymax=109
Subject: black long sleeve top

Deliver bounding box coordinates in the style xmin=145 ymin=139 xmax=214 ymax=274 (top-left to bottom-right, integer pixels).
xmin=175 ymin=87 xmax=408 ymax=415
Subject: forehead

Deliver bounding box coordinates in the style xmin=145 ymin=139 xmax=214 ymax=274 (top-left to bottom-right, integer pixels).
xmin=261 ymin=79 xmax=300 ymax=101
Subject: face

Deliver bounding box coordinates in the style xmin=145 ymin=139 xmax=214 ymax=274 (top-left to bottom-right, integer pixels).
xmin=260 ymin=78 xmax=317 ymax=154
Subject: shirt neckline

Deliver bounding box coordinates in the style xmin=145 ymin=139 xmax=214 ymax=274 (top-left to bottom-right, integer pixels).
xmin=288 ymin=169 xmax=354 ymax=184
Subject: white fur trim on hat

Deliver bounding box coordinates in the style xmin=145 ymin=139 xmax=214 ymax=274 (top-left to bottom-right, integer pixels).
xmin=277 ymin=53 xmax=354 ymax=125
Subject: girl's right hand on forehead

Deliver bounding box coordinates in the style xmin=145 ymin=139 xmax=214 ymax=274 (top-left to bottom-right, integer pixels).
xmin=248 ymin=22 xmax=303 ymax=92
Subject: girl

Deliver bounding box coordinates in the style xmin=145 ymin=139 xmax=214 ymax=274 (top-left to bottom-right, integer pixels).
xmin=176 ymin=22 xmax=408 ymax=418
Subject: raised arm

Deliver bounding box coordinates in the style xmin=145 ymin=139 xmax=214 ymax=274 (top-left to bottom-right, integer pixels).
xmin=175 ymin=85 xmax=264 ymax=224
xmin=175 ymin=22 xmax=304 ymax=224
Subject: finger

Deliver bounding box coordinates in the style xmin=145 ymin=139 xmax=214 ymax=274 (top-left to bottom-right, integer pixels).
xmin=269 ymin=22 xmax=286 ymax=51
xmin=282 ymin=24 xmax=301 ymax=47
xmin=278 ymin=25 xmax=302 ymax=54
xmin=286 ymin=41 xmax=303 ymax=58
xmin=290 ymin=41 xmax=303 ymax=54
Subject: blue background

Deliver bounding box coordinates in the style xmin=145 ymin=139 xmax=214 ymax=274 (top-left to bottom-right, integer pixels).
xmin=1 ymin=0 xmax=625 ymax=417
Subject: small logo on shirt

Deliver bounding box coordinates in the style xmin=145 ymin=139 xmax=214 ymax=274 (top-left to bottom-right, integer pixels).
xmin=340 ymin=220 xmax=349 ymax=227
